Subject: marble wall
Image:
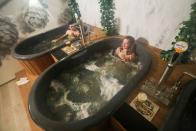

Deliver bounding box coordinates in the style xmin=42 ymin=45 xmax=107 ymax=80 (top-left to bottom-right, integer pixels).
xmin=0 ymin=0 xmax=71 ymax=38
xmin=0 ymin=0 xmax=195 ymax=64
xmin=77 ymin=0 xmax=195 ymax=50
xmin=0 ymin=0 xmax=72 ymax=65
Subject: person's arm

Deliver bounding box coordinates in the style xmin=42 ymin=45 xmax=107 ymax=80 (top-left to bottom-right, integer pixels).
xmin=52 ymin=33 xmax=67 ymax=43
xmin=124 ymin=44 xmax=136 ymax=61
xmin=74 ymin=30 xmax=80 ymax=37
xmin=115 ymin=47 xmax=121 ymax=56
xmin=118 ymin=51 xmax=126 ymax=61
xmin=126 ymin=52 xmax=135 ymax=61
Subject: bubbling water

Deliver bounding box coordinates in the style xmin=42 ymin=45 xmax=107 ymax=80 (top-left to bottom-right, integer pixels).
xmin=47 ymin=50 xmax=141 ymax=122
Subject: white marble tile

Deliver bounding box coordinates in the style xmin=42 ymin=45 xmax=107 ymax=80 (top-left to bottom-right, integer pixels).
xmin=0 ymin=0 xmax=194 ymax=50
xmin=77 ymin=0 xmax=195 ymax=50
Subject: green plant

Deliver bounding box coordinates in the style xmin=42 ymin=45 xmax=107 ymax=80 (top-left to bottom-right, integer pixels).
xmin=99 ymin=0 xmax=118 ymax=36
xmin=160 ymin=2 xmax=196 ymax=63
xmin=67 ymin=0 xmax=81 ymax=19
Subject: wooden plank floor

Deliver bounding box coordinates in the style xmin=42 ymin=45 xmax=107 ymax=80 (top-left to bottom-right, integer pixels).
xmin=0 ymin=80 xmax=31 ymax=131
xmin=15 ymin=71 xmax=43 ymax=131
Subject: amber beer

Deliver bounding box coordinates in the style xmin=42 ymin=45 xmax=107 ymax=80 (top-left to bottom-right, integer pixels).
xmin=174 ymin=41 xmax=188 ymax=53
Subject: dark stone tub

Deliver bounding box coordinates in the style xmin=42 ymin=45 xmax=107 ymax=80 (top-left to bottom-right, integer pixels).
xmin=28 ymin=36 xmax=152 ymax=131
xmin=159 ymin=79 xmax=196 ymax=131
xmin=12 ymin=24 xmax=91 ymax=60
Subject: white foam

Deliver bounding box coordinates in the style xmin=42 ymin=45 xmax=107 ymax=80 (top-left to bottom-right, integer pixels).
xmin=99 ymin=75 xmax=124 ymax=101
xmin=55 ymin=90 xmax=92 ymax=121
xmin=64 ymin=112 xmax=72 ymax=121
xmin=49 ymin=53 xmax=141 ymax=121
xmin=50 ymin=80 xmax=65 ymax=92
xmin=85 ymin=60 xmax=124 ymax=101
xmin=84 ymin=62 xmax=100 ymax=71
xmin=79 ymin=84 xmax=89 ymax=93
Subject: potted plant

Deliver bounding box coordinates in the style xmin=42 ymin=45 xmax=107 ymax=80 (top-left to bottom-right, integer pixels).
xmin=99 ymin=0 xmax=118 ymax=36
xmin=160 ymin=2 xmax=196 ymax=63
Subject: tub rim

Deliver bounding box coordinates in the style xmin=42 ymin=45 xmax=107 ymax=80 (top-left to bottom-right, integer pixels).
xmin=28 ymin=36 xmax=152 ymax=130
xmin=11 ymin=23 xmax=91 ymax=60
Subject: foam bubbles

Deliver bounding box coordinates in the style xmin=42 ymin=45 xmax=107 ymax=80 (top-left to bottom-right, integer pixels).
xmin=85 ymin=62 xmax=100 ymax=71
xmin=99 ymin=75 xmax=123 ymax=101
xmin=54 ymin=90 xmax=93 ymax=121
xmin=47 ymin=50 xmax=141 ymax=122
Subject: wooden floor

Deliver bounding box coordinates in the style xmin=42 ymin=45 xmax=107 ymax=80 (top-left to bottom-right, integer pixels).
xmin=15 ymin=71 xmax=43 ymax=131
xmin=0 ymin=80 xmax=31 ymax=131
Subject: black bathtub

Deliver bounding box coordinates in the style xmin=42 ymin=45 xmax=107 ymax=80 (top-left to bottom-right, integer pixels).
xmin=159 ymin=79 xmax=196 ymax=131
xmin=12 ymin=24 xmax=91 ymax=60
xmin=28 ymin=36 xmax=152 ymax=131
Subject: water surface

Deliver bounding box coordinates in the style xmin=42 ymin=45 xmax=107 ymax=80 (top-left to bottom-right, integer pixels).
xmin=47 ymin=50 xmax=142 ymax=122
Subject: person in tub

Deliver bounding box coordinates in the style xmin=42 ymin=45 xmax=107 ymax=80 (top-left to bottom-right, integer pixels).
xmin=115 ymin=36 xmax=136 ymax=62
xmin=52 ymin=24 xmax=80 ymax=43
xmin=66 ymin=24 xmax=80 ymax=39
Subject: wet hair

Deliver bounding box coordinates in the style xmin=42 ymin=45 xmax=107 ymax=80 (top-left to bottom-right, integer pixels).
xmin=123 ymin=36 xmax=136 ymax=53
xmin=124 ymin=36 xmax=135 ymax=45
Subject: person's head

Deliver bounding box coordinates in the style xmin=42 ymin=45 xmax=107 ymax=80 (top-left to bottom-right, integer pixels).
xmin=69 ymin=24 xmax=77 ymax=31
xmin=122 ymin=36 xmax=135 ymax=49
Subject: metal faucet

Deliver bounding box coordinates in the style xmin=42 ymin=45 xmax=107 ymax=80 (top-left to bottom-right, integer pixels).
xmin=87 ymin=31 xmax=96 ymax=43
xmin=75 ymin=13 xmax=85 ymax=46
xmin=158 ymin=41 xmax=189 ymax=86
xmin=158 ymin=52 xmax=182 ymax=86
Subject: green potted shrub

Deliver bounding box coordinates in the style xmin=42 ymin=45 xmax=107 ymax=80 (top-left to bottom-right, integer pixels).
xmin=99 ymin=0 xmax=118 ymax=36
xmin=160 ymin=2 xmax=196 ymax=63
xmin=67 ymin=0 xmax=81 ymax=19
